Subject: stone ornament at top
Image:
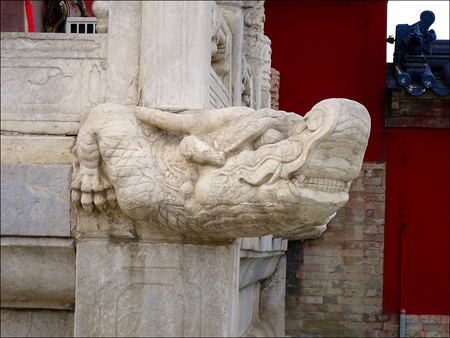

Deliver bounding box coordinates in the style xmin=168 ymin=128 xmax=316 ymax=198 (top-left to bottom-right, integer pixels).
xmin=71 ymin=99 xmax=370 ymax=243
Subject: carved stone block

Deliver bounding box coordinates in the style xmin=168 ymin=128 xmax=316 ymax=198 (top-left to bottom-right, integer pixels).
xmin=1 ymin=33 xmax=107 ymax=135
xmin=74 ymin=240 xmax=240 ymax=337
xmin=1 ymin=164 xmax=71 ymax=237
xmin=1 ymin=309 xmax=74 ymax=338
xmin=1 ymin=237 xmax=75 ymax=310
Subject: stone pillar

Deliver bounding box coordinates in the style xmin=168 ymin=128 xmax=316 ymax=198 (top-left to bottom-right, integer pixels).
xmin=139 ymin=2 xmax=212 ymax=109
xmin=104 ymin=1 xmax=141 ymax=105
xmin=74 ymin=239 xmax=241 ymax=337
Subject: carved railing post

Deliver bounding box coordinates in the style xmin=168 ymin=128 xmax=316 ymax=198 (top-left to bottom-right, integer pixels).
xmin=241 ymin=0 xmax=272 ymax=109
xmin=92 ymin=1 xmax=109 ymax=33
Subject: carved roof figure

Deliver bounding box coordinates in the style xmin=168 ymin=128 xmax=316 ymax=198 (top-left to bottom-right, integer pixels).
xmin=387 ymin=10 xmax=449 ymax=96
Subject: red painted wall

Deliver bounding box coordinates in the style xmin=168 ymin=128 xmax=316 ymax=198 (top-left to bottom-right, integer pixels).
xmin=265 ymin=0 xmax=388 ymax=162
xmin=1 ymin=1 xmax=25 ymax=32
xmin=265 ymin=0 xmax=449 ymax=316
xmin=384 ymin=129 xmax=450 ymax=315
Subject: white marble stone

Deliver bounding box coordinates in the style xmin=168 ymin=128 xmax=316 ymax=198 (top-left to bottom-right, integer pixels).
xmin=1 ymin=237 xmax=75 ymax=309
xmin=1 ymin=33 xmax=107 ymax=135
xmin=104 ymin=1 xmax=141 ymax=105
xmin=1 ymin=309 xmax=74 ymax=338
xmin=139 ymin=2 xmax=214 ymax=109
xmin=259 ymin=255 xmax=286 ymax=337
xmin=1 ymin=136 xmax=75 ymax=165
xmin=71 ymin=98 xmax=370 ymax=242
xmin=74 ymin=240 xmax=240 ymax=337
xmin=1 ymin=164 xmax=71 ymax=237
xmin=238 ymin=282 xmax=261 ymax=336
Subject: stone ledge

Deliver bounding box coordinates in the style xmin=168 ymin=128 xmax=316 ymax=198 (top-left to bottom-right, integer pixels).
xmin=0 ymin=308 xmax=74 ymax=338
xmin=1 ymin=136 xmax=75 ymax=165
xmin=1 ymin=237 xmax=76 ymax=310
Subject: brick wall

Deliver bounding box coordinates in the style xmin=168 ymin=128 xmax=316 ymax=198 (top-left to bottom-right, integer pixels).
xmin=285 ymin=162 xmax=401 ymax=337
xmin=405 ymin=315 xmax=449 ymax=338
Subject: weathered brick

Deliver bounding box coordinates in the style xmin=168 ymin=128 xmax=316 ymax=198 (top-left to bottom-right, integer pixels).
xmin=324 ymin=264 xmax=341 ymax=273
xmin=383 ymin=321 xmax=400 ymax=330
xmin=344 ymin=240 xmax=383 ymax=249
xmin=324 ymin=303 xmax=344 ymax=312
xmin=323 ymin=295 xmax=339 ymax=304
xmin=421 ymin=315 xmax=443 ymax=324
xmin=324 ymin=231 xmax=363 ymax=242
xmin=366 ymin=209 xmax=375 ymax=217
xmin=364 ymin=305 xmax=383 ymax=314
xmin=364 ymin=264 xmax=380 ymax=275
xmin=365 ymin=186 xmax=385 ymax=193
xmin=299 ymin=303 xmax=323 ymax=312
xmin=344 ymin=257 xmax=381 ymax=265
xmin=365 ymin=249 xmax=384 ymax=258
xmin=418 ymin=331 xmax=442 ymax=338
xmin=324 ymin=312 xmax=344 ymax=321
xmin=344 ymin=264 xmax=365 ymax=273
xmin=359 ymin=193 xmax=385 ymax=202
xmin=374 ymin=204 xmax=385 ymax=218
xmin=406 ymin=321 xmax=423 ymax=331
xmin=304 ymin=319 xmax=345 ymax=330
xmin=300 ymin=263 xmax=324 ymax=272
xmin=363 ymin=177 xmax=383 ymax=186
xmin=285 ymin=319 xmax=304 ymax=328
xmin=406 ymin=315 xmax=422 ymax=323
xmin=364 ymin=233 xmax=385 ymax=242
xmin=344 ymin=248 xmax=365 ymax=257
xmin=423 ymin=324 xmax=448 ymax=332
xmin=343 ymin=321 xmax=383 ymax=330
xmin=286 ymin=300 xmax=304 ymax=312
xmin=349 ymin=178 xmax=365 ymax=192
xmin=300 ymin=271 xmax=344 ymax=280
xmin=365 ymin=288 xmax=382 ymax=297
xmin=364 ymin=225 xmax=381 ymax=235
xmin=375 ymin=264 xmax=384 ymax=274
xmin=345 ymin=313 xmax=364 ymax=321
xmin=299 ymin=296 xmax=323 ymax=304
xmin=344 ymin=273 xmax=383 ymax=282
xmin=338 ymin=296 xmax=362 ymax=306
xmin=287 ymin=311 xmax=324 ymax=321
xmin=327 ymin=222 xmax=345 ymax=231
xmin=323 ymin=247 xmax=345 ymax=257
xmin=344 ymin=288 xmax=366 ymax=297
xmin=301 ymin=287 xmax=327 ymax=296
xmin=300 ymin=279 xmax=338 ymax=288
xmin=342 ymin=280 xmax=366 ymax=288
xmin=364 ymin=218 xmax=385 ymax=226
xmin=304 ymin=255 xmax=344 ymax=265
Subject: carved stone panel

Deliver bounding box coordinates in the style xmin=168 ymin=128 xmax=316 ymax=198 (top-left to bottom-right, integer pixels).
xmin=74 ymin=240 xmax=240 ymax=337
xmin=1 ymin=33 xmax=107 ymax=135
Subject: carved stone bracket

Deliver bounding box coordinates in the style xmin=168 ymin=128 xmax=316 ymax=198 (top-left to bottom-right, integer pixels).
xmin=71 ymin=99 xmax=371 ymax=244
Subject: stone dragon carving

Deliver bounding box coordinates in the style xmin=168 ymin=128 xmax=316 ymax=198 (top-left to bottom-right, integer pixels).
xmin=72 ymin=99 xmax=370 ymax=242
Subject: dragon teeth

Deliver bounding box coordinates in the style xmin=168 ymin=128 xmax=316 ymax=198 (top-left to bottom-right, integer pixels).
xmin=294 ymin=177 xmax=346 ymax=193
